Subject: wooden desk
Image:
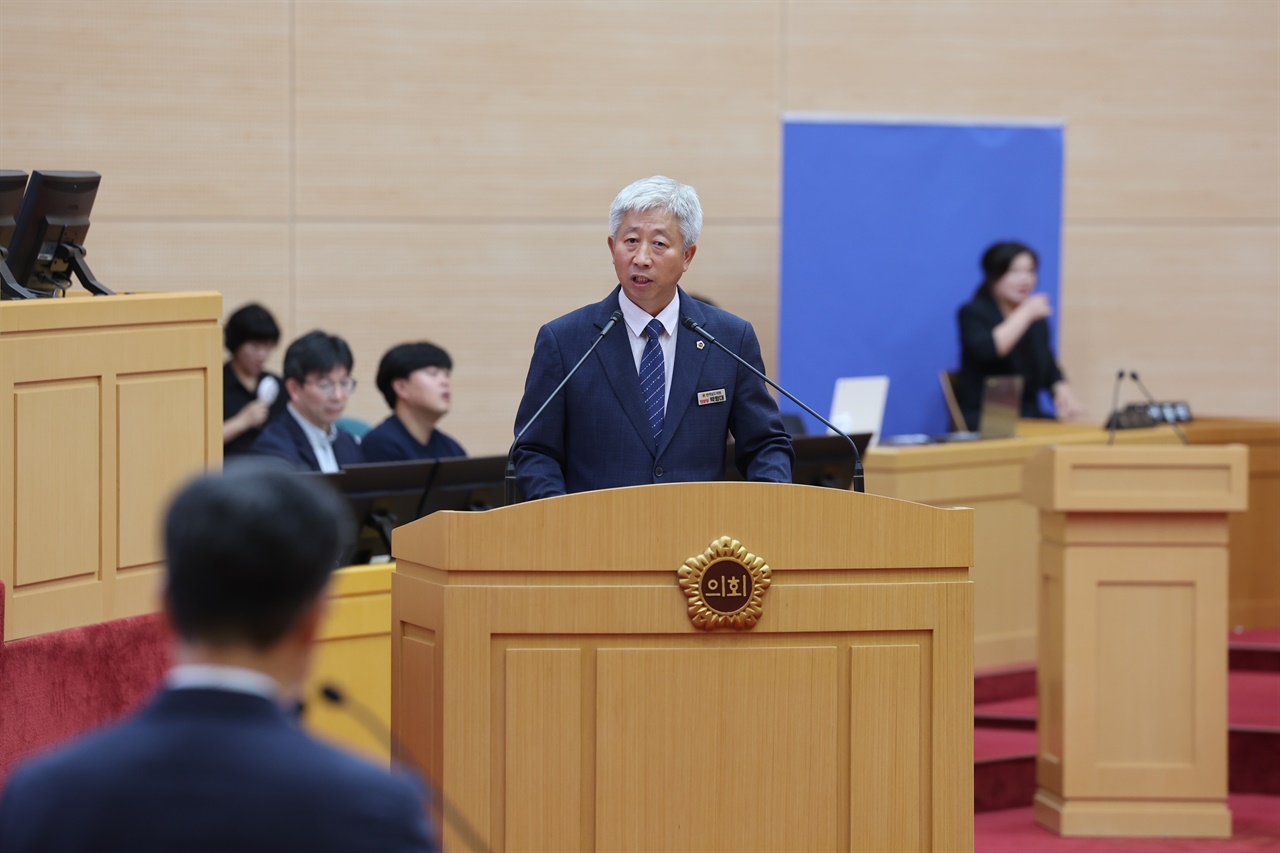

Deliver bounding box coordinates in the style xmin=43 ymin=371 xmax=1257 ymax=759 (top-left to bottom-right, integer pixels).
xmin=865 ymin=422 xmax=1180 ymax=668
xmin=0 ymin=293 xmax=223 ymax=640
xmin=1182 ymin=418 xmax=1280 ymax=629
xmin=305 ymin=562 xmax=394 ymax=763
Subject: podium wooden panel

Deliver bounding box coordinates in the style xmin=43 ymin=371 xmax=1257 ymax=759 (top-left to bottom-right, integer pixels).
xmin=866 ymin=422 xmax=1180 ymax=667
xmin=1024 ymin=445 xmax=1247 ymax=838
xmin=0 ymin=293 xmax=222 ymax=640
xmin=391 ymin=482 xmax=975 ymax=852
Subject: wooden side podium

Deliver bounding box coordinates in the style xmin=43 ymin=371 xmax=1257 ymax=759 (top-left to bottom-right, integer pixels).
xmin=1024 ymin=445 xmax=1248 ymax=838
xmin=391 ymin=482 xmax=975 ymax=852
xmin=0 ymin=293 xmax=223 ymax=640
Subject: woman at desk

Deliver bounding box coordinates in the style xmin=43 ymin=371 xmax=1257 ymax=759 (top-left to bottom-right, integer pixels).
xmin=955 ymin=241 xmax=1083 ymax=431
xmin=222 ymin=303 xmax=288 ymax=454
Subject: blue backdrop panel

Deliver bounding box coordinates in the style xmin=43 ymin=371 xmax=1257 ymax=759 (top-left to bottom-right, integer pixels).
xmin=779 ymin=118 xmax=1064 ymax=437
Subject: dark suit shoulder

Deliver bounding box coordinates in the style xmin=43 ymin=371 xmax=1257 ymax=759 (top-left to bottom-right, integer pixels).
xmin=0 ymin=690 xmax=435 ymax=853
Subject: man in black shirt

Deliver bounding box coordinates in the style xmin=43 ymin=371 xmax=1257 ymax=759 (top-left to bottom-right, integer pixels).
xmin=361 ymin=343 xmax=466 ymax=463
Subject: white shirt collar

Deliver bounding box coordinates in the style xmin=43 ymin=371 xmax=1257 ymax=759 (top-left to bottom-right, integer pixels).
xmin=287 ymin=403 xmax=337 ymax=443
xmin=618 ymin=289 xmax=680 ymax=339
xmin=167 ymin=663 xmax=281 ymax=703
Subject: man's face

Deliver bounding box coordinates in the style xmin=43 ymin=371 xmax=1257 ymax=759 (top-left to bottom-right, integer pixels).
xmin=609 ymin=208 xmax=696 ymax=316
xmin=394 ymin=366 xmax=451 ymax=419
xmin=287 ymin=366 xmax=353 ymax=429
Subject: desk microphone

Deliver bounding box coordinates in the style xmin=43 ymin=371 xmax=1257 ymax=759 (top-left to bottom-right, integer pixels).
xmin=318 ymin=683 xmax=490 ymax=853
xmin=1130 ymin=371 xmax=1189 ymax=445
xmin=1106 ymin=369 xmax=1125 ymax=446
xmin=504 ymin=310 xmax=623 ymax=506
xmin=680 ymin=316 xmax=865 ymax=494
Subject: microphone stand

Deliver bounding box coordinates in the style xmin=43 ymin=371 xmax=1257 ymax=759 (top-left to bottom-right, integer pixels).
xmin=1106 ymin=369 xmax=1125 ymax=446
xmin=318 ymin=684 xmax=491 ymax=853
xmin=1130 ymin=371 xmax=1189 ymax=445
xmin=680 ymin=317 xmax=865 ymax=494
xmin=504 ymin=310 xmax=623 ymax=506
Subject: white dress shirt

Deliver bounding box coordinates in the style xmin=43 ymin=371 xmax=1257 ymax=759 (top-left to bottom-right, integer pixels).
xmin=618 ymin=290 xmax=679 ymax=413
xmin=287 ymin=403 xmax=340 ymax=473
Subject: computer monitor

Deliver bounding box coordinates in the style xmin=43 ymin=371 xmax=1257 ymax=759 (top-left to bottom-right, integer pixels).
xmin=5 ymin=170 xmax=113 ymax=298
xmin=0 ymin=170 xmax=30 ymax=299
xmin=310 ymin=456 xmax=505 ymax=564
xmin=418 ymin=455 xmax=506 ymax=516
xmin=723 ymin=433 xmax=871 ymax=491
xmin=313 ymin=460 xmax=439 ymax=564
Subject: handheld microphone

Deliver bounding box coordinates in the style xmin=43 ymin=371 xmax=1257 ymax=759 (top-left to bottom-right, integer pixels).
xmin=680 ymin=316 xmax=865 ymax=494
xmin=1129 ymin=371 xmax=1189 ymax=445
xmin=505 ymin=310 xmax=624 ymax=505
xmin=318 ymin=683 xmax=490 ymax=853
xmin=257 ymin=374 xmax=280 ymax=405
xmin=1106 ymin=369 xmax=1125 ymax=446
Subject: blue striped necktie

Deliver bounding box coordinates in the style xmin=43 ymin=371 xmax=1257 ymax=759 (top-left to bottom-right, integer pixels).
xmin=639 ymin=318 xmax=665 ymax=447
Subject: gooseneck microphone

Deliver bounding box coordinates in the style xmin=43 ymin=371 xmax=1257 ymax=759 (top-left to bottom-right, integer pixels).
xmin=680 ymin=316 xmax=865 ymax=494
xmin=504 ymin=310 xmax=624 ymax=506
xmin=318 ymin=683 xmax=490 ymax=853
xmin=1130 ymin=370 xmax=1189 ymax=445
xmin=1106 ymin=369 xmax=1126 ymax=446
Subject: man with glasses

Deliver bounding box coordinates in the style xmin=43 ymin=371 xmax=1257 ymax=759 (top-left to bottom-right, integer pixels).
xmin=251 ymin=331 xmax=364 ymax=472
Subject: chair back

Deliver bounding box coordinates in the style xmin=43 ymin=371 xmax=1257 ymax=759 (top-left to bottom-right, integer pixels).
xmin=939 ymin=370 xmax=966 ymax=432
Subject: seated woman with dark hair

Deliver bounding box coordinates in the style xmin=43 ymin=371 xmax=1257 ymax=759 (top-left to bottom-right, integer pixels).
xmin=954 ymin=241 xmax=1083 ymax=432
xmin=222 ymin=303 xmax=288 ymax=454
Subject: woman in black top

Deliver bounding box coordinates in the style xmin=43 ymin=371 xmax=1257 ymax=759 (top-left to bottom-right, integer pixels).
xmin=222 ymin=303 xmax=288 ymax=454
xmin=955 ymin=241 xmax=1083 ymax=431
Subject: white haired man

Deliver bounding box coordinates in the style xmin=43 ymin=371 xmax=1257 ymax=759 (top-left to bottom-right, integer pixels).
xmin=512 ymin=175 xmax=793 ymax=500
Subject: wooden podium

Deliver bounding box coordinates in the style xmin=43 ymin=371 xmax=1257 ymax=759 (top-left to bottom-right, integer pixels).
xmin=391 ymin=482 xmax=975 ymax=852
xmin=1024 ymin=445 xmax=1248 ymax=838
xmin=0 ymin=293 xmax=223 ymax=640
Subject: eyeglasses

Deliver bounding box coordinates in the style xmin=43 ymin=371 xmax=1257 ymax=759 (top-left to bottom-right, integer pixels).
xmin=306 ymin=378 xmax=357 ymax=397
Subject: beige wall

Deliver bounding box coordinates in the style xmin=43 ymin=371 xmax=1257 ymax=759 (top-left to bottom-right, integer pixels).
xmin=2 ymin=0 xmax=1276 ymax=454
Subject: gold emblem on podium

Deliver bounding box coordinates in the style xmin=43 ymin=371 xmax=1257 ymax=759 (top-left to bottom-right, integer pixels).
xmin=678 ymin=536 xmax=771 ymax=630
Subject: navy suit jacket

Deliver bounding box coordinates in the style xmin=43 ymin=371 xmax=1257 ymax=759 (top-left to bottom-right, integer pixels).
xmin=0 ymin=688 xmax=436 ymax=853
xmin=250 ymin=411 xmax=364 ymax=471
xmin=513 ymin=287 xmax=793 ymax=500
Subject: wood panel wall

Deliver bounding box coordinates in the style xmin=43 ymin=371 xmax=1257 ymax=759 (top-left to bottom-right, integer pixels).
xmin=2 ymin=0 xmax=1276 ymax=454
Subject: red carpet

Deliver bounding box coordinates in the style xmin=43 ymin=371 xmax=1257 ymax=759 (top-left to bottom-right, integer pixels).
xmin=976 ymin=794 xmax=1280 ymax=852
xmin=975 ymin=672 xmax=1280 ymax=729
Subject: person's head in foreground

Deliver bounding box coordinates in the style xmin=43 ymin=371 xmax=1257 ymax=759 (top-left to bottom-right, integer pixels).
xmin=164 ymin=459 xmax=351 ymax=695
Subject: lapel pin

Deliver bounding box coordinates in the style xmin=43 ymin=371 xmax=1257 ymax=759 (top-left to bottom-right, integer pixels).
xmin=696 ymin=340 xmax=705 ymax=350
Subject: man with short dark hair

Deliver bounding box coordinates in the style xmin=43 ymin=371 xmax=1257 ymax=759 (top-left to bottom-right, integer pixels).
xmin=0 ymin=463 xmax=438 ymax=852
xmin=361 ymin=342 xmax=466 ymax=463
xmin=252 ymin=330 xmax=364 ymax=471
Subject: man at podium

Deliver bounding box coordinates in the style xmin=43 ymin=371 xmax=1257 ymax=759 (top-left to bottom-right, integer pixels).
xmin=512 ymin=175 xmax=792 ymax=500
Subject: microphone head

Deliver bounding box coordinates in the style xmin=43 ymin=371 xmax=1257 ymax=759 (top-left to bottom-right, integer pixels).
xmin=1129 ymin=371 xmax=1140 ymax=380
xmin=609 ymin=309 xmax=623 ymax=323
xmin=680 ymin=316 xmax=697 ymax=330
xmin=1116 ymin=370 xmax=1125 ymax=379
xmin=257 ymin=374 xmax=280 ymax=405
xmin=320 ymin=684 xmax=344 ymax=704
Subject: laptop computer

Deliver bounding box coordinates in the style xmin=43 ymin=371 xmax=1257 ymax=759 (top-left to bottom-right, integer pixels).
xmin=978 ymin=374 xmax=1023 ymax=439
xmin=828 ymin=376 xmax=890 ymax=447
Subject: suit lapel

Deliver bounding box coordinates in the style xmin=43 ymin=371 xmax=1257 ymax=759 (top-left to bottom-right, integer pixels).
xmin=657 ymin=290 xmax=709 ymax=457
xmin=286 ymin=415 xmax=321 ymax=470
xmin=593 ymin=290 xmax=655 ymax=453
